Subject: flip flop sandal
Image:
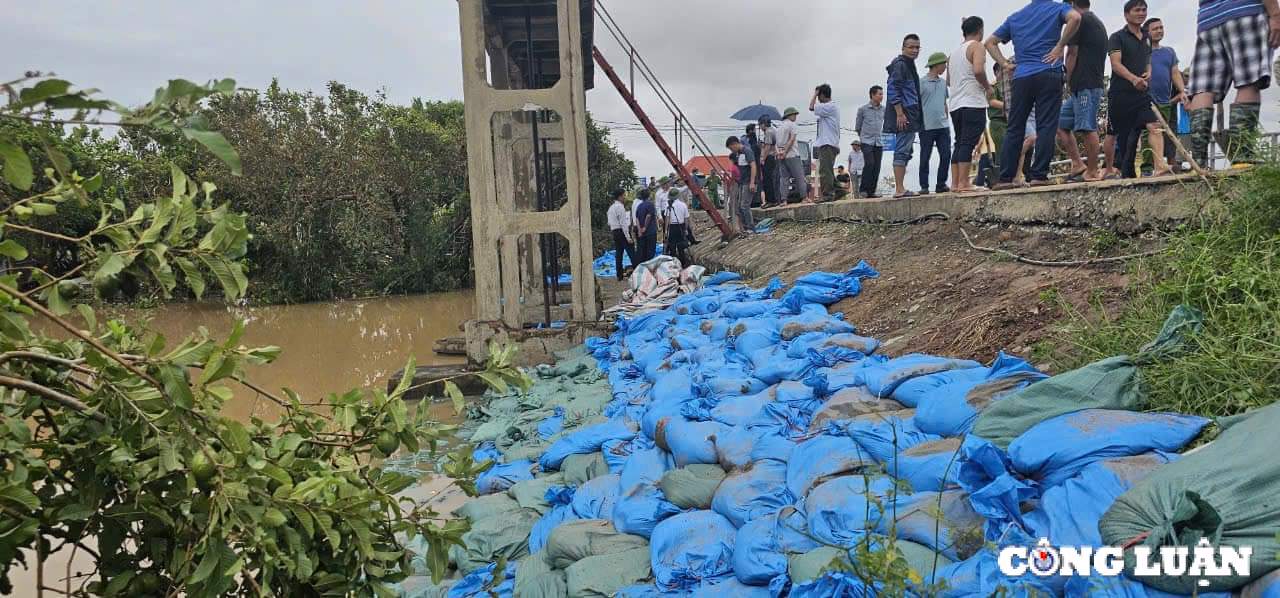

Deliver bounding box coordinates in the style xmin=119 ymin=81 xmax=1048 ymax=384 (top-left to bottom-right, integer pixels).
xmin=893 ymin=191 xmax=917 ymax=199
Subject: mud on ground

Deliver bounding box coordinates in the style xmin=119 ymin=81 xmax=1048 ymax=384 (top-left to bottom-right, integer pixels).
xmin=690 ymin=216 xmax=1161 ymax=371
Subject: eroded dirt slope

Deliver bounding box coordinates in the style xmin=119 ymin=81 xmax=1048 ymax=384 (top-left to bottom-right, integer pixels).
xmin=691 ymin=217 xmax=1158 ymax=370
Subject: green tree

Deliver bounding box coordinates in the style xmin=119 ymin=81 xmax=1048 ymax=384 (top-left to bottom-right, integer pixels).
xmin=0 ymin=75 xmax=519 ymax=596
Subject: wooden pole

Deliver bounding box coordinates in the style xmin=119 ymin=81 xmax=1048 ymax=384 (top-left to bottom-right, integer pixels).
xmin=1150 ymin=103 xmax=1209 ymax=182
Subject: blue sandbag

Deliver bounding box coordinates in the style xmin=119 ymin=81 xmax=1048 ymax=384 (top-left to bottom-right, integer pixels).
xmin=846 ymin=412 xmax=940 ymax=464
xmin=734 ymin=328 xmax=781 ymax=355
xmin=779 ymin=261 xmax=880 ymax=312
xmin=885 ymin=437 xmax=964 ymax=493
xmin=785 ymin=432 xmax=873 ymax=498
xmin=803 ymin=475 xmax=893 ymax=547
xmin=711 ymin=459 xmax=793 ymax=528
xmin=570 ymin=473 xmax=622 ymax=520
xmin=733 ymin=509 xmax=820 ymax=586
xmin=877 ymin=490 xmax=985 ymax=561
xmin=672 ymin=333 xmax=712 ymax=351
xmin=752 ymin=353 xmax=818 ymax=385
xmin=722 ymin=300 xmax=779 ymax=320
xmin=475 ymin=460 xmax=535 ymax=495
xmin=613 ymin=483 xmax=684 ymax=538
xmin=652 ymin=367 xmax=696 ymax=403
xmin=749 ymin=433 xmax=797 ymax=463
xmin=891 ymin=367 xmax=987 ymax=408
xmin=1023 ymin=453 xmax=1175 ymax=548
xmin=956 ymin=437 xmax=1037 ymax=540
xmin=707 ymin=388 xmax=775 ymax=427
xmin=650 ymin=510 xmax=738 ymax=591
xmin=804 ymin=356 xmax=884 ymax=397
xmin=619 ymin=445 xmax=674 ymax=495
xmin=701 ymin=318 xmax=731 ymax=341
xmin=1008 ymin=409 xmax=1208 ymax=488
xmin=447 ymin=561 xmax=517 ymax=598
xmin=777 ymin=305 xmax=857 ymax=339
xmin=537 ymin=407 xmax=565 ymax=440
xmin=658 ymin=418 xmax=725 ymax=467
xmin=787 ymin=572 xmax=875 ymax=598
xmin=858 ymin=354 xmax=983 ymax=398
xmin=931 ymin=549 xmax=1054 ymax=598
xmin=912 ymin=353 xmax=1046 ymax=437
xmin=689 ymin=577 xmax=772 ymax=597
xmin=704 ymin=271 xmax=743 ymax=286
xmin=711 ymin=425 xmax=757 ymax=470
xmin=642 ymin=397 xmax=688 ymax=440
xmin=472 ymin=441 xmax=502 ymax=466
xmin=602 ymin=438 xmax=636 ymax=473
xmin=540 ymin=419 xmax=639 ymax=471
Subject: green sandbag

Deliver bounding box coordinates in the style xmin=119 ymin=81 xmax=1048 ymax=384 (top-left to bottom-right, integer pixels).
xmin=972 ymin=306 xmax=1202 ymax=448
xmin=514 ymin=553 xmax=568 ymax=598
xmin=1100 ymin=400 xmax=1280 ymax=593
xmin=509 ymin=473 xmax=567 ymax=514
xmin=658 ymin=464 xmax=727 ymax=509
xmin=544 ymin=519 xmax=649 ymax=569
xmin=453 ymin=493 xmax=521 ymax=522
xmin=789 ymin=546 xmax=848 ymax=583
xmin=561 ymin=452 xmax=610 ymax=486
xmin=565 ymin=547 xmax=652 ymax=597
xmin=449 ymin=507 xmax=541 ymax=573
xmin=894 ymin=539 xmax=953 ymax=578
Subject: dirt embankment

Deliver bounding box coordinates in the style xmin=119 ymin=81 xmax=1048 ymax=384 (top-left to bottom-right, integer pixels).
xmin=690 ymin=216 xmax=1159 ymax=370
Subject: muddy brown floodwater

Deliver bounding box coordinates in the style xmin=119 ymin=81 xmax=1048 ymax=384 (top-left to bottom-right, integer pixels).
xmin=9 ymin=292 xmax=474 ymax=597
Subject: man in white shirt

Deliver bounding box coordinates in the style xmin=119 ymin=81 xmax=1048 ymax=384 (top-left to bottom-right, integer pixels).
xmin=774 ymin=108 xmax=807 ymax=204
xmin=847 ymin=134 xmax=866 ymax=197
xmin=757 ymin=117 xmax=780 ymax=208
xmin=810 ymin=83 xmax=843 ymax=201
xmin=606 ymin=188 xmax=636 ymax=281
xmin=665 ymin=190 xmax=693 ymax=267
xmin=654 ymin=178 xmax=672 ymax=238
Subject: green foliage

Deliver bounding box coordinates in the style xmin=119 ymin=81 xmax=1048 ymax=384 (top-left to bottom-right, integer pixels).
xmin=10 ymin=79 xmax=638 ymax=304
xmin=0 ymin=75 xmax=531 ymax=596
xmin=1044 ymin=166 xmax=1280 ymax=416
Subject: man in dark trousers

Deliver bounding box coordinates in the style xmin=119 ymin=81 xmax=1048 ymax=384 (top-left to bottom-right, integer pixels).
xmin=985 ymin=0 xmax=1082 ymax=188
xmin=606 ymin=188 xmax=636 ymax=281
xmin=665 ymin=188 xmax=693 ymax=266
xmin=885 ymin=34 xmax=924 ymax=198
xmin=634 ymin=188 xmax=658 ymax=264
xmin=757 ymin=116 xmax=780 ymax=207
xmin=1108 ymin=0 xmax=1172 ymax=178
xmin=856 ymin=86 xmax=887 ymax=198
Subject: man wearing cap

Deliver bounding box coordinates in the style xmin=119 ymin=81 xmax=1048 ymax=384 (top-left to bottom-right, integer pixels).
xmin=856 ymin=86 xmax=886 ymax=198
xmin=919 ymin=51 xmax=953 ymax=194
xmin=885 ymin=34 xmax=924 ymax=198
xmin=774 ymin=107 xmax=808 ymax=203
xmin=757 ymin=117 xmax=780 ymax=208
xmin=810 ymin=83 xmax=843 ymax=201
xmin=847 ymin=134 xmax=866 ymax=198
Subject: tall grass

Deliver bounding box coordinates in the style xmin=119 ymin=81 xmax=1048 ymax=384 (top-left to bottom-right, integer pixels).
xmin=1045 ymin=166 xmax=1280 ymax=417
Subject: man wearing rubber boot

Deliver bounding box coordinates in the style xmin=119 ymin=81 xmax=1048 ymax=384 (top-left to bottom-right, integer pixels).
xmin=1187 ymin=0 xmax=1280 ymax=168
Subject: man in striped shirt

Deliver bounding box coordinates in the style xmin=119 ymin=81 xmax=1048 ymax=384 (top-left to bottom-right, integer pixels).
xmin=1187 ymin=0 xmax=1280 ymax=167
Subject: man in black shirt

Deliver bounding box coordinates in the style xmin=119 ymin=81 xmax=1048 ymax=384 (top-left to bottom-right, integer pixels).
xmin=1108 ymin=0 xmax=1171 ymax=178
xmin=1057 ymin=0 xmax=1108 ymax=181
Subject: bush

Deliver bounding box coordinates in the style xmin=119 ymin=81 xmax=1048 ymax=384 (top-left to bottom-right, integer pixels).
xmin=1045 ymin=166 xmax=1280 ymax=416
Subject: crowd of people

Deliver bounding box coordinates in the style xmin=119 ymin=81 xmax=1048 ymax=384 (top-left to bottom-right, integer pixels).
xmin=606 ymin=0 xmax=1279 ymax=269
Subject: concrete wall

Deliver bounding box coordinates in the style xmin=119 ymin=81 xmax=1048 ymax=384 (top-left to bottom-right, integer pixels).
xmin=754 ymin=174 xmax=1220 ymax=234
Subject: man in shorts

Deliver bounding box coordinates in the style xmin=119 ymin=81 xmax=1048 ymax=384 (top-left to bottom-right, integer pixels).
xmin=1057 ymin=0 xmax=1108 ymax=181
xmin=1187 ymin=0 xmax=1280 ymax=167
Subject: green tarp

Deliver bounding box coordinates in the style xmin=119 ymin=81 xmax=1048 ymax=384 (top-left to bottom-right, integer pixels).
xmin=1100 ymin=400 xmax=1280 ymax=593
xmin=972 ymin=306 xmax=1203 ymax=448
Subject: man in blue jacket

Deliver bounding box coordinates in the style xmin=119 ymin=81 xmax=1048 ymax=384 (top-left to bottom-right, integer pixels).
xmin=885 ymin=34 xmax=924 ymax=198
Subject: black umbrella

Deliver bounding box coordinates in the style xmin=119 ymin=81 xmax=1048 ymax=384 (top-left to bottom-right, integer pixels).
xmin=730 ymin=103 xmax=781 ymax=122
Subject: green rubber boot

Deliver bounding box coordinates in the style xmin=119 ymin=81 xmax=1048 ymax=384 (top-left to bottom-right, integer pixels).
xmin=1226 ymin=102 xmax=1262 ymax=167
xmin=1188 ymin=107 xmax=1215 ymax=168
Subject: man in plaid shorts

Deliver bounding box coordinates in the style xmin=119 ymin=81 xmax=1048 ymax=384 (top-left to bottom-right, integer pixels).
xmin=1188 ymin=0 xmax=1280 ymax=167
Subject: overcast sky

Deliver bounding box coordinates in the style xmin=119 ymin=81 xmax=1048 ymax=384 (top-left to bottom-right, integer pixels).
xmin=3 ymin=1 xmax=1252 ymax=182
